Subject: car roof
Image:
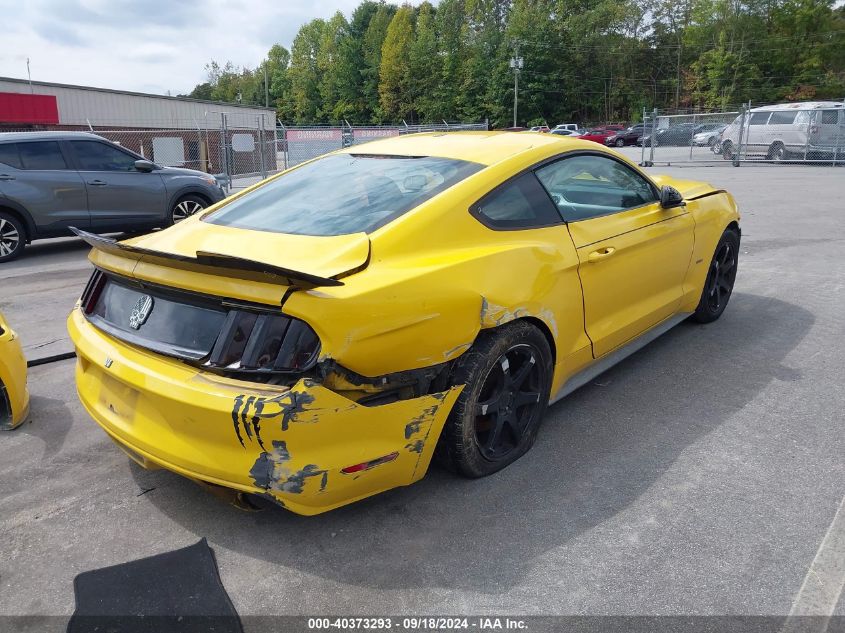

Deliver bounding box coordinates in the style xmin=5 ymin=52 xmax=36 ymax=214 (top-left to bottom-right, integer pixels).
xmin=750 ymin=101 xmax=844 ymax=112
xmin=337 ymin=130 xmax=587 ymax=166
xmin=0 ymin=131 xmax=106 ymax=143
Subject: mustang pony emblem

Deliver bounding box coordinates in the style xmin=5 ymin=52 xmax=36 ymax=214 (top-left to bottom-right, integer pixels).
xmin=129 ymin=295 xmax=154 ymax=330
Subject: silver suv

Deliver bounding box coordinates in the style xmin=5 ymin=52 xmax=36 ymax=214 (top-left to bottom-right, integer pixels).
xmin=0 ymin=132 xmax=226 ymax=262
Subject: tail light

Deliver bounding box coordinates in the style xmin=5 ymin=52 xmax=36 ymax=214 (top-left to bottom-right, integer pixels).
xmin=80 ymin=270 xmax=107 ymax=314
xmin=79 ymin=270 xmax=321 ymax=377
xmin=205 ymin=310 xmax=320 ymax=374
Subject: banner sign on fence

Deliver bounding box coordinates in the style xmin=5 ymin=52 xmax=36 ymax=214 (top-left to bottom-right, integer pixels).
xmin=353 ymin=128 xmax=401 ymax=139
xmin=286 ymin=129 xmax=343 ymax=141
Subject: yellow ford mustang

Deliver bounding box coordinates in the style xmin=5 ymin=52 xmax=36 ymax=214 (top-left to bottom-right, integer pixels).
xmin=68 ymin=132 xmax=740 ymax=515
xmin=0 ymin=310 xmax=29 ymax=431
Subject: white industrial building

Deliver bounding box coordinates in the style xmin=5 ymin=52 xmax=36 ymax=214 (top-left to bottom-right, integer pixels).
xmin=0 ymin=76 xmax=276 ymax=130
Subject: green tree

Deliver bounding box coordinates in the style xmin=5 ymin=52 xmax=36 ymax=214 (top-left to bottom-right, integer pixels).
xmin=408 ymin=2 xmax=442 ymax=121
xmin=379 ymin=5 xmax=416 ymax=121
xmin=362 ymin=3 xmax=397 ymax=121
xmin=289 ymin=19 xmax=326 ymax=123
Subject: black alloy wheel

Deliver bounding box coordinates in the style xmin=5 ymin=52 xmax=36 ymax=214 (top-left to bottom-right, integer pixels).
xmin=692 ymin=229 xmax=739 ymax=323
xmin=474 ymin=345 xmax=544 ymax=461
xmin=438 ymin=320 xmax=552 ymax=477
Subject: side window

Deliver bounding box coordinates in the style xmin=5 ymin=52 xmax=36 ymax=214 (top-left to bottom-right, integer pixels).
xmin=0 ymin=143 xmax=23 ymax=169
xmin=17 ymin=142 xmax=68 ymax=170
xmin=749 ymin=112 xmax=770 ymax=126
xmin=821 ymin=110 xmax=839 ymax=125
xmin=769 ymin=111 xmax=797 ymax=125
xmin=473 ymin=172 xmax=562 ymax=229
xmin=70 ymin=141 xmax=138 ymax=171
xmin=535 ymin=155 xmax=658 ymax=222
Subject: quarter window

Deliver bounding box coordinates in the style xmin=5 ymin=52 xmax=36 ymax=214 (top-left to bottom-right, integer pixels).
xmin=535 ymin=155 xmax=657 ymax=222
xmin=16 ymin=141 xmax=68 ymax=170
xmin=70 ymin=141 xmax=138 ymax=171
xmin=473 ymin=172 xmax=563 ymax=229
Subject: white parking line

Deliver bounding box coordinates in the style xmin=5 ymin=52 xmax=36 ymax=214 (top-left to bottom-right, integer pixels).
xmin=780 ymin=495 xmax=845 ymax=633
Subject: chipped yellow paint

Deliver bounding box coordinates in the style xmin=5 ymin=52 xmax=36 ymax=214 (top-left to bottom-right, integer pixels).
xmin=0 ymin=311 xmax=29 ymax=431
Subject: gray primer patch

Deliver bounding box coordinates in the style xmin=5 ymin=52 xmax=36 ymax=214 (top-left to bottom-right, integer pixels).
xmin=249 ymin=440 xmax=328 ymax=495
xmin=404 ymin=420 xmax=422 ymax=439
xmin=249 ymin=440 xmax=291 ymax=489
xmin=405 ymin=439 xmax=425 ymax=454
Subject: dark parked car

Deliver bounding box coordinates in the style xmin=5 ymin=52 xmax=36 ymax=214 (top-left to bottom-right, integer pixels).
xmin=605 ymin=124 xmax=653 ymax=147
xmin=650 ymin=123 xmax=698 ymax=146
xmin=0 ymin=132 xmax=226 ymax=262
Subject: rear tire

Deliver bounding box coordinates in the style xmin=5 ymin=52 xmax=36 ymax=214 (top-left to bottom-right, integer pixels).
xmin=438 ymin=321 xmax=553 ymax=478
xmin=692 ymin=228 xmax=739 ymax=323
xmin=0 ymin=212 xmax=25 ymax=263
xmin=768 ymin=142 xmax=787 ymax=162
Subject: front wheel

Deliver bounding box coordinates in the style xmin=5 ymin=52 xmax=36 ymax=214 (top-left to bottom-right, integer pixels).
xmin=692 ymin=229 xmax=739 ymax=323
xmin=438 ymin=321 xmax=553 ymax=478
xmin=615 ymin=138 xmax=625 ymax=147
xmin=722 ymin=142 xmax=735 ymax=161
xmin=170 ymin=194 xmax=209 ymax=225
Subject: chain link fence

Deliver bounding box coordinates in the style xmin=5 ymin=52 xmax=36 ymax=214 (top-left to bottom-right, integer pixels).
xmin=278 ymin=121 xmax=488 ymax=175
xmin=0 ymin=119 xmax=489 ymax=191
xmin=635 ymin=101 xmax=845 ymax=166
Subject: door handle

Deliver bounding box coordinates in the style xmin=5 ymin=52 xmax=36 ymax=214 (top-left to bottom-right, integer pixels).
xmin=587 ymin=247 xmax=616 ymax=263
xmin=87 ymin=179 xmax=107 ymax=186
xmin=0 ymin=174 xmax=15 ymax=181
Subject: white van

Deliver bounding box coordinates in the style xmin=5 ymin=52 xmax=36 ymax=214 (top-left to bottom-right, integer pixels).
xmin=719 ymin=101 xmax=845 ymax=161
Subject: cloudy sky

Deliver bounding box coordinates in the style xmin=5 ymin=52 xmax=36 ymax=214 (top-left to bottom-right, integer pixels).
xmin=0 ymin=0 xmax=375 ymax=96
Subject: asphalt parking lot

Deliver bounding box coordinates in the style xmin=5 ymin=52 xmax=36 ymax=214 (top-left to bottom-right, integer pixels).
xmin=1 ymin=162 xmax=843 ymax=628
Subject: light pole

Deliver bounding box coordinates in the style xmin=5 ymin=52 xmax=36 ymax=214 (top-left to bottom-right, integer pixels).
xmin=509 ymin=49 xmax=523 ymax=128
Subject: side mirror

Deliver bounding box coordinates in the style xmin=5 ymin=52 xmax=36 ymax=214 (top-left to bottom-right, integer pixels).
xmin=660 ymin=185 xmax=684 ymax=209
xmin=134 ymin=159 xmax=155 ymax=173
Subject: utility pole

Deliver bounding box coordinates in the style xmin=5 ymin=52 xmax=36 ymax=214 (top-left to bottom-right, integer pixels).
xmin=26 ymin=58 xmax=33 ymax=93
xmin=509 ymin=45 xmax=523 ymax=128
xmin=264 ymin=62 xmax=269 ymax=108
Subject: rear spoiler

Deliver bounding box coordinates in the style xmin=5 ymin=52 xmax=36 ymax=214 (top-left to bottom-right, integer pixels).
xmin=69 ymin=227 xmax=344 ymax=289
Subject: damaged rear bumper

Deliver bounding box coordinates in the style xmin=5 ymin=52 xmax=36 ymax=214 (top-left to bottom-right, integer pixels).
xmin=68 ymin=308 xmax=461 ymax=516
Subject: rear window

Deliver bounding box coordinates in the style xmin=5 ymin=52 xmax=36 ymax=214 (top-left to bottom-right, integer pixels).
xmin=205 ymin=153 xmax=482 ymax=236
xmin=769 ymin=111 xmax=797 ymax=125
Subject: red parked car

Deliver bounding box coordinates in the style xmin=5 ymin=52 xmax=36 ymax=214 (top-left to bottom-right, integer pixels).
xmin=578 ymin=129 xmax=617 ymax=144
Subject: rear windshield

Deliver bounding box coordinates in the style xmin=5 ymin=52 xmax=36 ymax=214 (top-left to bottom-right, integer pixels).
xmin=205 ymin=153 xmax=483 ymax=236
